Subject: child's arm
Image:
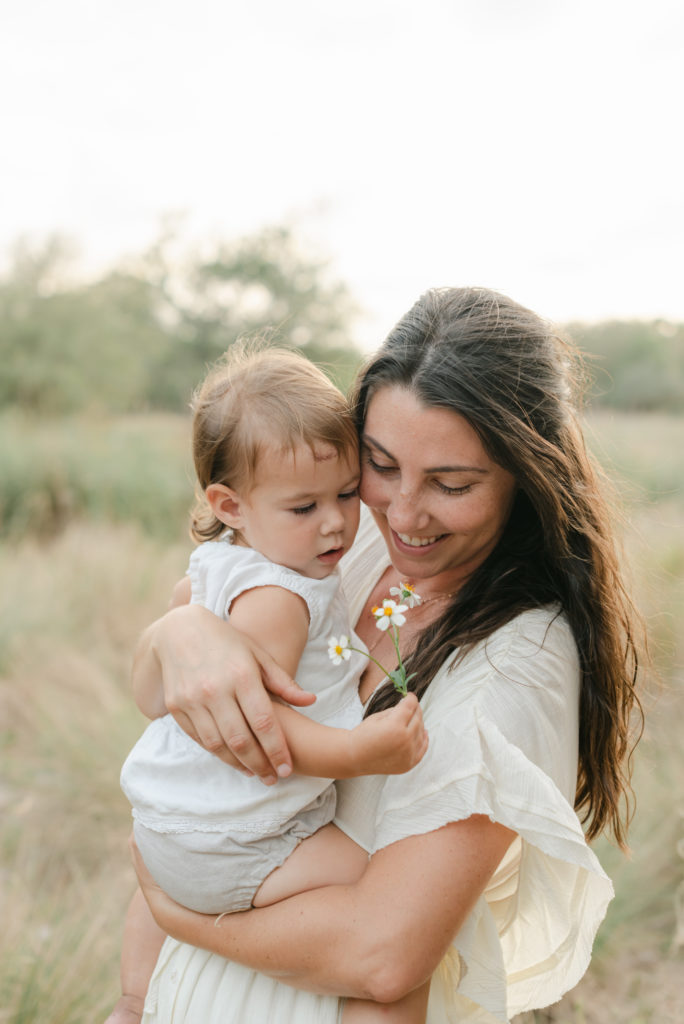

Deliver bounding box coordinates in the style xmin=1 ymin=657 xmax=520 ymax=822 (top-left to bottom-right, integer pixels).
xmin=274 ymin=697 xmax=428 ymax=778
xmin=131 ymin=576 xmax=193 ymax=720
xmin=229 ymin=585 xmax=428 ymax=780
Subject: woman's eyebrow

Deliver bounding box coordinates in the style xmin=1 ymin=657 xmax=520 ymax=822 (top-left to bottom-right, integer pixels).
xmin=362 ymin=434 xmax=395 ymax=460
xmin=363 ymin=434 xmax=487 ymax=474
xmin=427 ymin=464 xmax=487 ymax=474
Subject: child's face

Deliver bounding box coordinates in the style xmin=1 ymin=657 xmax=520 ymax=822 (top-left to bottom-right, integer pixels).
xmin=237 ymin=442 xmax=361 ymax=579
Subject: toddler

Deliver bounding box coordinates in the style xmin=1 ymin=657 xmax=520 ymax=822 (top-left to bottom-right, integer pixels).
xmin=113 ymin=347 xmax=429 ymax=1024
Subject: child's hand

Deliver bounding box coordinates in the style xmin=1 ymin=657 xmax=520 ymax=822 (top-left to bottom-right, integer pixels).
xmin=349 ymin=693 xmax=428 ymax=776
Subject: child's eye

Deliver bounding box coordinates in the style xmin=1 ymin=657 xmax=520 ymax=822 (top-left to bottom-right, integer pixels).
xmin=291 ymin=503 xmax=315 ymax=515
xmin=339 ymin=487 xmax=360 ymax=501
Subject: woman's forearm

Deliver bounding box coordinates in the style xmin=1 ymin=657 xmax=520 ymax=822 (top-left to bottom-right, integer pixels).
xmin=137 ymin=816 xmax=515 ymax=1003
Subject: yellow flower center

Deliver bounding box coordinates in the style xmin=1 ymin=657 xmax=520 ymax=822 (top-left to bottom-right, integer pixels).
xmin=383 ymin=607 xmax=393 ymax=616
xmin=335 ymin=645 xmax=343 ymax=655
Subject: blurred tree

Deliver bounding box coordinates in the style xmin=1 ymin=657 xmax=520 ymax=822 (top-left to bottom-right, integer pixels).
xmin=139 ymin=224 xmax=362 ymax=407
xmin=0 ymin=236 xmax=168 ymax=414
xmin=568 ymin=319 xmax=684 ymax=412
xmin=0 ymin=226 xmax=363 ymax=414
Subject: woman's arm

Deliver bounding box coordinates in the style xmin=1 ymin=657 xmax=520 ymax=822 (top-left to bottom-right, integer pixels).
xmin=133 ymin=814 xmax=516 ymax=1003
xmin=131 ymin=596 xmax=316 ymax=782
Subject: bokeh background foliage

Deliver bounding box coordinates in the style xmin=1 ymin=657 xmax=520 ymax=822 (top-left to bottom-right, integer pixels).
xmin=0 ymin=228 xmax=682 ymax=1022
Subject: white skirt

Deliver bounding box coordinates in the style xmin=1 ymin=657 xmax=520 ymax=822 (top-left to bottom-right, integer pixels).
xmin=141 ymin=937 xmax=476 ymax=1024
xmin=142 ymin=937 xmax=342 ymax=1024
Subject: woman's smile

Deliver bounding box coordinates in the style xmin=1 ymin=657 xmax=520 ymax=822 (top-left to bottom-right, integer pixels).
xmin=395 ymin=532 xmax=444 ymax=547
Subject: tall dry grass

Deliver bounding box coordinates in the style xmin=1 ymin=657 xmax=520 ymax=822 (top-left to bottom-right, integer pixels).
xmin=0 ymin=524 xmax=189 ymax=1022
xmin=0 ymin=411 xmax=192 ymax=542
xmin=0 ymin=411 xmax=682 ymax=1022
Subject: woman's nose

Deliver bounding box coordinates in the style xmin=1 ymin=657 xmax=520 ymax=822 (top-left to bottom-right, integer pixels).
xmin=387 ymin=490 xmax=430 ymax=534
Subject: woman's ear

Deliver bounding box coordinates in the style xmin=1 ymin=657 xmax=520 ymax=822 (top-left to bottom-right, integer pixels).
xmin=205 ymin=484 xmax=246 ymax=529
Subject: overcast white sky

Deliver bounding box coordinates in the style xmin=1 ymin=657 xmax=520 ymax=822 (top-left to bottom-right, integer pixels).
xmin=2 ymin=0 xmax=682 ymax=348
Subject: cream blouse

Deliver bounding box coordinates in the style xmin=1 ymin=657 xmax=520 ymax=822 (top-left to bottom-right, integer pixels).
xmin=142 ymin=509 xmax=613 ymax=1024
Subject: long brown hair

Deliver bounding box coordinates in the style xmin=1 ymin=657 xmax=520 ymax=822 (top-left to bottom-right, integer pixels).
xmin=352 ymin=287 xmax=643 ymax=847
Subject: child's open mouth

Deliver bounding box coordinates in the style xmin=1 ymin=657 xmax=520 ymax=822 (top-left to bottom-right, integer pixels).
xmin=317 ymin=547 xmax=344 ymax=565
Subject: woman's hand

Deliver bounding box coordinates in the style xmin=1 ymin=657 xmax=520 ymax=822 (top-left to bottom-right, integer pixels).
xmin=132 ymin=603 xmax=316 ymax=783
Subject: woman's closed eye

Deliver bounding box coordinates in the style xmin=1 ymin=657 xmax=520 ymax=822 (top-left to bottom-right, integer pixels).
xmin=364 ymin=453 xmax=397 ymax=474
xmin=366 ymin=452 xmax=471 ymax=496
xmin=434 ymin=480 xmax=473 ymax=496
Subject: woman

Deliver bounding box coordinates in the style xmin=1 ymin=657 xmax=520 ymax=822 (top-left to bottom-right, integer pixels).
xmin=124 ymin=287 xmax=642 ymax=1023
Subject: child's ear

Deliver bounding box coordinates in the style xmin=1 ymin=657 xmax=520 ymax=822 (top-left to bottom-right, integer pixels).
xmin=205 ymin=484 xmax=246 ymax=530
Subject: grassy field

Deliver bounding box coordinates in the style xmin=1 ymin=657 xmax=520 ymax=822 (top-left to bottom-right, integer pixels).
xmin=1 ymin=410 xmax=682 ymax=1023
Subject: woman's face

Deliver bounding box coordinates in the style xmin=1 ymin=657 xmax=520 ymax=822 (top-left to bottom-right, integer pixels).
xmin=360 ymin=385 xmax=517 ymax=588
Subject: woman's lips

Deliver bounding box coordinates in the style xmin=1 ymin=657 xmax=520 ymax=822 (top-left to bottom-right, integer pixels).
xmin=392 ymin=530 xmax=446 ymax=552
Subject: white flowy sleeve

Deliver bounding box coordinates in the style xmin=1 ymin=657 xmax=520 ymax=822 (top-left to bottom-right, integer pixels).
xmin=357 ymin=607 xmax=614 ymax=1022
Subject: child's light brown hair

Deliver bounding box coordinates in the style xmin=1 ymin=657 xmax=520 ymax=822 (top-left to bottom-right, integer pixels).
xmin=191 ymin=344 xmax=359 ymax=543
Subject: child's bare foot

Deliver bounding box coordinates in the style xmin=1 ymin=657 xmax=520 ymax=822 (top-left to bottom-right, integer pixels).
xmin=103 ymin=994 xmax=145 ymax=1024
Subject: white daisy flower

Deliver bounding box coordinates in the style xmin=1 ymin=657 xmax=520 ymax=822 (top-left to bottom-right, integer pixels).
xmin=328 ymin=635 xmax=352 ymax=665
xmin=372 ymin=599 xmax=408 ymax=631
xmin=389 ymin=582 xmax=422 ymax=609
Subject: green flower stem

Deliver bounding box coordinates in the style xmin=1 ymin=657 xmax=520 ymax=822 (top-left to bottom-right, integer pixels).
xmin=346 ymin=637 xmax=409 ymax=697
xmin=390 ymin=626 xmax=409 ymax=693
xmin=345 ymin=646 xmax=395 ymax=678
xmin=390 ymin=626 xmax=402 ymax=667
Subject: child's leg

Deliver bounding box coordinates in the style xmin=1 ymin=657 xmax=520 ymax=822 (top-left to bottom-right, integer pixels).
xmin=342 ymin=980 xmax=430 ymax=1023
xmin=252 ymin=823 xmax=368 ymax=907
xmin=104 ymin=888 xmax=166 ymax=1024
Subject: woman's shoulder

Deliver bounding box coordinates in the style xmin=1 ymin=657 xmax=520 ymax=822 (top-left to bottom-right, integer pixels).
xmin=423 ymin=606 xmax=580 ymax=748
xmin=486 ymin=604 xmax=578 ymax=665
xmin=452 ymin=605 xmax=578 ymax=684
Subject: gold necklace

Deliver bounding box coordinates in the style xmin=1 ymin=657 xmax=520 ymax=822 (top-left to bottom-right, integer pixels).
xmin=411 ymin=590 xmax=457 ymax=606
xmin=401 ymin=580 xmax=458 ymax=609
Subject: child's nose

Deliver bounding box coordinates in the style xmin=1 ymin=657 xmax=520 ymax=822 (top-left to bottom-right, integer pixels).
xmin=322 ymin=506 xmax=345 ymax=534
